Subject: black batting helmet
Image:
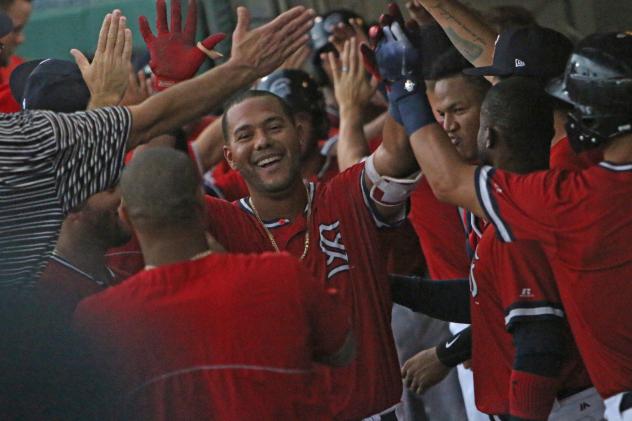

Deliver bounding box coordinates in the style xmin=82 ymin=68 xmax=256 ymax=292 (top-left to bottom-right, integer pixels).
xmin=309 ymin=9 xmax=364 ymax=86
xmin=546 ymin=32 xmax=632 ymax=151
xmin=256 ymin=69 xmax=330 ymax=140
xmin=310 ymin=9 xmax=363 ymax=52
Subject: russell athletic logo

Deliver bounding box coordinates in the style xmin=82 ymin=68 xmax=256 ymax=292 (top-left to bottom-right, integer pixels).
xmin=515 ymin=58 xmax=526 ymax=68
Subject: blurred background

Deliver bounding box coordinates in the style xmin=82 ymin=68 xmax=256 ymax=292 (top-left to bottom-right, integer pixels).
xmin=20 ymin=0 xmax=632 ymax=60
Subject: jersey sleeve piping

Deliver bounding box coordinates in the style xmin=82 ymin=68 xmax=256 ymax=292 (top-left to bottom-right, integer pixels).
xmin=475 ymin=165 xmax=515 ymax=243
xmin=504 ymin=301 xmax=565 ymax=329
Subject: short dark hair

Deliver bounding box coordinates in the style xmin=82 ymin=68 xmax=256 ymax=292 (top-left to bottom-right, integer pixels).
xmin=427 ymin=47 xmax=491 ymax=101
xmin=221 ymin=90 xmax=296 ymax=143
xmin=120 ymin=148 xmax=201 ymax=228
xmin=482 ymin=76 xmax=553 ymax=169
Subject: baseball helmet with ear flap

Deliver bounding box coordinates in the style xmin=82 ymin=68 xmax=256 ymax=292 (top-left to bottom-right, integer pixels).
xmin=256 ymin=69 xmax=330 ymax=140
xmin=546 ymin=32 xmax=632 ymax=152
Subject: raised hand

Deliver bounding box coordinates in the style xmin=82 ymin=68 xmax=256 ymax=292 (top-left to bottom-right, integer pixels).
xmin=406 ymin=0 xmax=435 ymax=26
xmin=280 ymin=43 xmax=312 ymax=71
xmin=139 ymin=0 xmax=226 ymax=90
xmin=228 ymin=6 xmax=315 ymax=79
xmin=119 ymin=69 xmax=150 ymax=106
xmin=328 ymin=39 xmax=377 ymax=112
xmin=71 ymin=10 xmax=132 ymax=108
xmin=329 ymin=17 xmax=369 ymax=54
xmin=362 ymin=3 xmax=435 ymax=135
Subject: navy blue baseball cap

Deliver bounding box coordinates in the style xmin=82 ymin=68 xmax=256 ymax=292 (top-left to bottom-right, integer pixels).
xmin=0 ymin=12 xmax=13 ymax=38
xmin=463 ymin=25 xmax=573 ymax=80
xmin=10 ymin=58 xmax=90 ymax=112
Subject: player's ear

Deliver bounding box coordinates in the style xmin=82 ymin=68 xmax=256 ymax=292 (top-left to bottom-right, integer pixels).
xmin=223 ymin=145 xmax=237 ymax=170
xmin=485 ymin=126 xmax=497 ymax=150
xmin=118 ymin=199 xmax=132 ymax=231
xmin=295 ymin=119 xmax=305 ymax=150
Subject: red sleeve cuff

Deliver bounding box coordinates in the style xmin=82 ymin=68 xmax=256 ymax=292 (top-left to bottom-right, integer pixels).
xmin=509 ymin=370 xmax=559 ymax=420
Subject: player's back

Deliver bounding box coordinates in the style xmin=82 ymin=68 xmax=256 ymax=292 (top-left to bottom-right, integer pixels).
xmin=73 ymin=252 xmax=345 ymax=420
xmin=482 ymin=162 xmax=632 ymax=397
xmin=551 ymin=163 xmax=632 ymax=397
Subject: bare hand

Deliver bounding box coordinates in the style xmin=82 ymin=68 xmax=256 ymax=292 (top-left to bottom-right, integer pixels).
xmin=72 ymin=10 xmax=132 ymax=108
xmin=328 ymin=39 xmax=377 ymax=111
xmin=119 ymin=70 xmax=150 ymax=106
xmin=280 ymin=43 xmax=312 ymax=71
xmin=407 ymin=1 xmax=435 ymax=26
xmin=329 ymin=18 xmax=369 ymax=55
xmin=229 ymin=6 xmax=315 ymax=78
xmin=401 ymin=347 xmax=452 ymax=395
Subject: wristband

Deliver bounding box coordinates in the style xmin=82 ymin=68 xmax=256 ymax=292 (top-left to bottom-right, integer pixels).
xmin=388 ymin=79 xmax=436 ymax=136
xmin=509 ymin=370 xmax=558 ymax=420
xmin=435 ymin=327 xmax=472 ymax=367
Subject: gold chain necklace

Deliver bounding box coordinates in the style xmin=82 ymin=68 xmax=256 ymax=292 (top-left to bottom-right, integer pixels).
xmin=249 ymin=184 xmax=312 ymax=260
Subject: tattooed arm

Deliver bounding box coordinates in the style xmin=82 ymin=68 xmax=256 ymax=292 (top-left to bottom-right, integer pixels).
xmin=414 ymin=0 xmax=496 ymax=68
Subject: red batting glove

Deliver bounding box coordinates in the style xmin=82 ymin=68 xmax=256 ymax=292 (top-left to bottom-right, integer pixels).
xmin=139 ymin=0 xmax=226 ymax=91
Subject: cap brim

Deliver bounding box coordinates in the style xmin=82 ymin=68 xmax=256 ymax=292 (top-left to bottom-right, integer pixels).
xmin=10 ymin=59 xmax=45 ymax=106
xmin=545 ymin=76 xmax=573 ymax=104
xmin=0 ymin=12 xmax=13 ymax=38
xmin=462 ymin=65 xmax=512 ymax=77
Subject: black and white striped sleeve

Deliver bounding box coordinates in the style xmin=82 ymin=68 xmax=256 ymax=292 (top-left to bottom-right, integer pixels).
xmin=44 ymin=106 xmax=132 ymax=212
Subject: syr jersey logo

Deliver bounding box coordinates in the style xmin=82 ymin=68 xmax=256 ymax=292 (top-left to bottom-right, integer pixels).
xmin=318 ymin=221 xmax=350 ymax=280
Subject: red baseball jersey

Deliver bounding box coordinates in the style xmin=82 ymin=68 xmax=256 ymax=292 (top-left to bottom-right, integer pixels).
xmin=203 ymin=163 xmax=403 ymax=419
xmin=105 ymin=235 xmax=145 ymax=280
xmin=37 ymin=254 xmax=121 ymax=324
xmin=470 ymin=225 xmax=591 ymax=415
xmin=73 ymin=253 xmax=348 ymax=421
xmin=0 ymin=55 xmax=24 ymax=113
xmin=474 ymin=162 xmax=632 ymax=398
xmin=549 ymin=137 xmax=603 ymax=171
xmin=409 ymin=177 xmax=470 ymax=279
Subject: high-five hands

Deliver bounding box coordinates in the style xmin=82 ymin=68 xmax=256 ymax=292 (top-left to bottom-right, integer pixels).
xmin=139 ymin=0 xmax=226 ymax=91
xmin=228 ymin=6 xmax=314 ymax=79
xmin=71 ymin=10 xmax=132 ymax=108
xmin=360 ymin=2 xmax=435 ymax=136
xmin=328 ymin=39 xmax=377 ymax=112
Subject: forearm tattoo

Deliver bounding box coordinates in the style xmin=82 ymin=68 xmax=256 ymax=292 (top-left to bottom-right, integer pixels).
xmin=428 ymin=1 xmax=485 ymax=62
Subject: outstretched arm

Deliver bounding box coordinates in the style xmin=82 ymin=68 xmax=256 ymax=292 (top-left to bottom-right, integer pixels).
xmin=72 ymin=10 xmax=133 ymax=109
xmin=368 ymin=10 xmax=483 ymax=217
xmin=415 ymin=0 xmax=496 ymax=68
xmin=409 ymin=123 xmax=483 ymax=217
xmin=127 ymin=5 xmax=314 ymax=149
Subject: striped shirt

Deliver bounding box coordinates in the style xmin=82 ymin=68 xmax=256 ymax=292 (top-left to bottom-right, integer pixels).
xmin=0 ymin=107 xmax=131 ymax=290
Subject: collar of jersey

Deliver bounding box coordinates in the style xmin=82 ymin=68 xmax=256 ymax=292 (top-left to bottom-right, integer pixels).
xmin=239 ymin=182 xmax=316 ymax=228
xmin=50 ymin=252 xmax=112 ymax=286
xmin=598 ymin=161 xmax=632 ymax=172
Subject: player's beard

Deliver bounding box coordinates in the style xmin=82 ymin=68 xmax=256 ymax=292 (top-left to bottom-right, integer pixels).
xmin=244 ymin=153 xmax=302 ymax=197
